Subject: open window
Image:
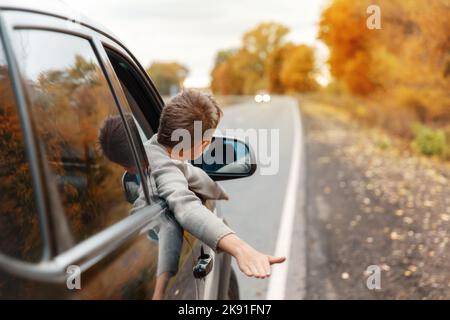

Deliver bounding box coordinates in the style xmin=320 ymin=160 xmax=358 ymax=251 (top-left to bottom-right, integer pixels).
xmin=106 ymin=48 xmax=162 ymax=140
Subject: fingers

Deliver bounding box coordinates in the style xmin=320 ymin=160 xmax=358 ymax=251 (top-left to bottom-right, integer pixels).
xmin=249 ymin=264 xmax=262 ymax=278
xmin=247 ymin=259 xmax=272 ymax=279
xmin=240 ymin=262 xmax=268 ymax=279
xmin=254 ymin=256 xmax=286 ymax=277
xmin=236 ymin=251 xmax=286 ymax=279
xmin=268 ymin=256 xmax=286 ymax=265
xmin=263 ymin=260 xmax=271 ymax=277
xmin=255 ymin=262 xmax=267 ymax=279
xmin=239 ymin=264 xmax=253 ymax=277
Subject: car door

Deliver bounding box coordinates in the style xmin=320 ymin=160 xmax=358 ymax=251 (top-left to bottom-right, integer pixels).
xmin=0 ymin=9 xmax=189 ymax=299
xmin=98 ymin=42 xmax=206 ymax=300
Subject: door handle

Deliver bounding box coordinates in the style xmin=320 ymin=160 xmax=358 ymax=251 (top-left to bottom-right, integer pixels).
xmin=193 ymin=245 xmax=213 ymax=279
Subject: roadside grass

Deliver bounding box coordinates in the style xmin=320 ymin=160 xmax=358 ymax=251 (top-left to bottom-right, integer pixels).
xmin=411 ymin=123 xmax=448 ymax=159
xmin=298 ymin=93 xmax=450 ymax=162
xmin=297 ymin=95 xmax=397 ymax=153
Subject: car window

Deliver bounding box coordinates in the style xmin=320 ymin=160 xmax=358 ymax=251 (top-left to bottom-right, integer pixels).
xmin=11 ymin=30 xmax=147 ymax=244
xmin=0 ymin=38 xmax=42 ymax=262
xmin=106 ymin=48 xmax=160 ymax=140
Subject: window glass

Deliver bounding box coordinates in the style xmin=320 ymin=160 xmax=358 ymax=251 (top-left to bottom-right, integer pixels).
xmin=106 ymin=49 xmax=158 ymax=139
xmin=107 ymin=50 xmax=161 ymax=200
xmin=0 ymin=39 xmax=42 ymax=262
xmin=12 ymin=30 xmax=145 ymax=243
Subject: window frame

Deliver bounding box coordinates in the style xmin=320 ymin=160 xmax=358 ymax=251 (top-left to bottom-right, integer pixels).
xmin=0 ymin=9 xmax=167 ymax=283
xmin=97 ymin=31 xmax=165 ymax=111
xmin=0 ymin=10 xmax=51 ymax=261
xmin=104 ymin=47 xmax=157 ymax=139
xmin=98 ymin=37 xmax=170 ymax=199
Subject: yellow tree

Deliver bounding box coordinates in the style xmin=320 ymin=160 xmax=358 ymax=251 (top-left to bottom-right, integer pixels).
xmin=267 ymin=43 xmax=318 ymax=93
xmin=280 ymin=45 xmax=318 ymax=93
xmin=242 ymin=22 xmax=290 ymax=91
xmin=211 ymin=49 xmax=245 ymax=95
xmin=373 ymin=0 xmax=450 ymax=122
xmin=211 ymin=22 xmax=290 ymax=95
xmin=318 ymin=0 xmax=376 ymax=95
xmin=266 ymin=43 xmax=293 ymax=93
xmin=319 ymin=0 xmax=450 ymax=130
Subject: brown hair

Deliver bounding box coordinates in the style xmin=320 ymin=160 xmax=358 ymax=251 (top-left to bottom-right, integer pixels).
xmin=98 ymin=113 xmax=140 ymax=168
xmin=157 ymin=89 xmax=222 ymax=148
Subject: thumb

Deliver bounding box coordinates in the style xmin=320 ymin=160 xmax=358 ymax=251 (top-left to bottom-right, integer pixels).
xmin=268 ymin=256 xmax=286 ymax=265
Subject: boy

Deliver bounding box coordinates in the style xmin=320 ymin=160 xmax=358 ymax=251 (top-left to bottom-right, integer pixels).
xmin=99 ymin=113 xmax=185 ymax=299
xmin=99 ymin=90 xmax=285 ymax=296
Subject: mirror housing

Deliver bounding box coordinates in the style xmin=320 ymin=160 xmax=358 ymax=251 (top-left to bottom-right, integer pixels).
xmin=192 ymin=136 xmax=257 ymax=181
xmin=122 ymin=172 xmax=141 ymax=204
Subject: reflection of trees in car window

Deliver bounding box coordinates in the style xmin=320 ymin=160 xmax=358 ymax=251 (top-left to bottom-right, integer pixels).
xmin=13 ymin=30 xmax=140 ymax=243
xmin=0 ymin=41 xmax=42 ymax=262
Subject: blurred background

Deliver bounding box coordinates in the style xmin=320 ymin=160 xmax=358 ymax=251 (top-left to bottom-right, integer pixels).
xmin=64 ymin=0 xmax=450 ymax=299
xmin=64 ymin=0 xmax=448 ymax=149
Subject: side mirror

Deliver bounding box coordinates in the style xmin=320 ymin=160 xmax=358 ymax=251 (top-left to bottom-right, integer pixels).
xmin=122 ymin=172 xmax=141 ymax=204
xmin=192 ymin=136 xmax=257 ymax=181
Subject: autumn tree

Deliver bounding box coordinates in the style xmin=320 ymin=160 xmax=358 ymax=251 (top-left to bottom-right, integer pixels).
xmin=319 ymin=0 xmax=376 ymax=95
xmin=147 ymin=62 xmax=188 ymax=95
xmin=319 ymin=0 xmax=450 ymax=123
xmin=374 ymin=0 xmax=450 ymax=123
xmin=267 ymin=43 xmax=318 ymax=93
xmin=211 ymin=22 xmax=290 ymax=95
xmin=211 ymin=49 xmax=245 ymax=95
xmin=241 ymin=22 xmax=290 ymax=89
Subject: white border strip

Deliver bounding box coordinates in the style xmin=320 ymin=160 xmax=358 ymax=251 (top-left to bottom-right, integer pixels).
xmin=266 ymin=102 xmax=303 ymax=300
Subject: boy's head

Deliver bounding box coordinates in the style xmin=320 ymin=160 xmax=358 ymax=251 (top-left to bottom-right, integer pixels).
xmin=157 ymin=89 xmax=222 ymax=160
xmin=98 ymin=113 xmax=145 ymax=174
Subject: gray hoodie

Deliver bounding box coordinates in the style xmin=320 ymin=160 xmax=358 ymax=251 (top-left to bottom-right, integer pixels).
xmin=144 ymin=134 xmax=235 ymax=250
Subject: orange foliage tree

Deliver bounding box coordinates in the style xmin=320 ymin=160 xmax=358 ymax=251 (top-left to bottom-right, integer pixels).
xmin=211 ymin=22 xmax=319 ymax=95
xmin=211 ymin=22 xmax=298 ymax=95
xmin=267 ymin=43 xmax=318 ymax=93
xmin=319 ymin=0 xmax=450 ymax=123
xmin=319 ymin=0 xmax=376 ymax=95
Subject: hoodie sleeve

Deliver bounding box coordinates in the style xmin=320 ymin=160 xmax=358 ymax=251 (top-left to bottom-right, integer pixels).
xmin=156 ymin=213 xmax=184 ymax=277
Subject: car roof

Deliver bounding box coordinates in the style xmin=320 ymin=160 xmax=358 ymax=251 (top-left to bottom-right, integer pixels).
xmin=0 ymin=0 xmax=120 ymax=42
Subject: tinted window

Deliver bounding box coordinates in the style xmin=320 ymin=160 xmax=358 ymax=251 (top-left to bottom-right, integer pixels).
xmin=12 ymin=30 xmax=145 ymax=243
xmin=0 ymin=39 xmax=42 ymax=262
xmin=106 ymin=49 xmax=159 ymax=138
xmin=106 ymin=50 xmax=158 ymax=192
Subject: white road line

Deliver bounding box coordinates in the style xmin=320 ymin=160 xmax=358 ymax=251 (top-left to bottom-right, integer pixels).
xmin=266 ymin=101 xmax=304 ymax=300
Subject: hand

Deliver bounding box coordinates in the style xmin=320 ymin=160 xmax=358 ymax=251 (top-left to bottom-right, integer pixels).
xmin=234 ymin=245 xmax=286 ymax=279
xmin=217 ymin=234 xmax=286 ymax=279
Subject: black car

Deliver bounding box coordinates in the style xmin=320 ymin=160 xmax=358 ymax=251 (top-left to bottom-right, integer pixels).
xmin=0 ymin=0 xmax=255 ymax=299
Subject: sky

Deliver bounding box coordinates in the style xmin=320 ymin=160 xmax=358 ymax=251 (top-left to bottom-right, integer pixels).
xmin=63 ymin=0 xmax=330 ymax=87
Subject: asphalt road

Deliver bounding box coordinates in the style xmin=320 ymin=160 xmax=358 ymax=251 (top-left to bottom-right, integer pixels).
xmin=218 ymin=96 xmax=305 ymax=300
xmin=217 ymin=96 xmax=450 ymax=300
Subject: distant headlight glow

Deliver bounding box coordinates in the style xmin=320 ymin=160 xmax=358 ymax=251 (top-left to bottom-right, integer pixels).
xmin=254 ymin=94 xmax=263 ymax=103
